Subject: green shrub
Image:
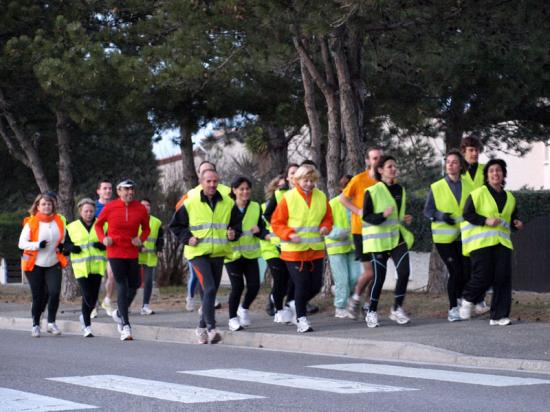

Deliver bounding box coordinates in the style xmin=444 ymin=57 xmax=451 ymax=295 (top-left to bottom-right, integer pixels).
xmin=0 ymin=211 xmax=26 ymax=258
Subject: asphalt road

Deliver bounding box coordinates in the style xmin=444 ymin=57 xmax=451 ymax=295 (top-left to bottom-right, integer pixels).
xmin=2 ymin=330 xmax=550 ymax=411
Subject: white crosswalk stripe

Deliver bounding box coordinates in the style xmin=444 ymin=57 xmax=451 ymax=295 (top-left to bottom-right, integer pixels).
xmin=309 ymin=363 xmax=550 ymax=387
xmin=0 ymin=387 xmax=97 ymax=412
xmin=178 ymin=368 xmax=416 ymax=394
xmin=47 ymin=375 xmax=263 ymax=404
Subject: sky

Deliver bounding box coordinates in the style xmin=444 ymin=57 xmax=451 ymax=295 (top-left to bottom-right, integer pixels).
xmin=152 ymin=124 xmax=215 ymax=159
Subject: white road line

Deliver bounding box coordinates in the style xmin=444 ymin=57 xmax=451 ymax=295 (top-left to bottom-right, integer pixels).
xmin=0 ymin=387 xmax=97 ymax=412
xmin=309 ymin=363 xmax=550 ymax=387
xmin=178 ymin=368 xmax=416 ymax=394
xmin=47 ymin=375 xmax=262 ymax=404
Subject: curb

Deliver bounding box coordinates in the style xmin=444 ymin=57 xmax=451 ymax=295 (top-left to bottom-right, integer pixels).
xmin=2 ymin=316 xmax=550 ymax=374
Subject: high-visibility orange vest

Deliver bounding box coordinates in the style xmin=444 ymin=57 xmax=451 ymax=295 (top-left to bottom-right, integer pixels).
xmin=21 ymin=214 xmax=68 ymax=271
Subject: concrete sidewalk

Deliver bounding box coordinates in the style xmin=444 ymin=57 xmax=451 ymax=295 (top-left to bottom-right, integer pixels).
xmin=2 ymin=299 xmax=550 ymax=374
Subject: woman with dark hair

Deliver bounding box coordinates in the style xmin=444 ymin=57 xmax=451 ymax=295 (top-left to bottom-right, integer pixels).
xmin=459 ymin=159 xmax=523 ymax=325
xmin=362 ymin=155 xmax=414 ymax=328
xmin=424 ymin=149 xmax=474 ymax=322
xmin=225 ymin=176 xmax=269 ymax=331
xmin=19 ymin=193 xmax=68 ymax=337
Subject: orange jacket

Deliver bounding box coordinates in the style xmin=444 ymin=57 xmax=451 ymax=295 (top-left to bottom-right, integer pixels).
xmin=271 ymin=186 xmax=333 ymax=262
xmin=21 ymin=215 xmax=68 ymax=271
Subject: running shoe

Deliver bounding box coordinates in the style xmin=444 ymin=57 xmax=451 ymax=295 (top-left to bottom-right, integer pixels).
xmin=366 ymin=311 xmax=379 ymax=328
xmin=120 ymin=325 xmax=133 ymax=341
xmin=335 ymin=308 xmax=351 ymax=319
xmin=196 ymin=327 xmax=208 ymax=344
xmin=140 ymin=305 xmax=154 ymax=315
xmin=79 ymin=313 xmax=85 ymax=330
xmin=296 ymin=316 xmax=313 ymax=333
xmin=90 ymin=307 xmax=98 ymax=319
xmin=47 ymin=323 xmax=62 ymax=335
xmin=286 ymin=300 xmax=297 ymax=325
xmin=347 ymin=297 xmax=361 ymax=320
xmin=112 ymin=310 xmax=124 ymax=333
xmin=489 ymin=317 xmax=511 ymax=326
xmin=83 ymin=326 xmax=94 ymax=338
xmin=237 ymin=305 xmax=251 ymax=327
xmin=101 ymin=300 xmax=114 ymax=316
xmin=459 ymin=300 xmax=473 ymax=320
xmin=274 ymin=308 xmax=293 ymax=324
xmin=214 ymin=300 xmax=222 ymax=309
xmin=31 ymin=325 xmax=40 ymax=338
xmin=228 ymin=317 xmax=243 ymax=331
xmin=475 ymin=301 xmax=490 ymax=315
xmin=185 ymin=296 xmax=195 ymax=312
xmin=207 ymin=328 xmax=222 ymax=344
xmin=448 ymin=307 xmax=461 ymax=322
xmin=389 ymin=306 xmax=410 ymax=325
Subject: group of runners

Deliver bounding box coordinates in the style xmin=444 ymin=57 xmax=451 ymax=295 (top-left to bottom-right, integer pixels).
xmin=18 ymin=135 xmax=523 ymax=343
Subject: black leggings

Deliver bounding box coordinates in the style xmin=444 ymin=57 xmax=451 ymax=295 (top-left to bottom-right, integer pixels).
xmin=76 ymin=274 xmax=103 ymax=327
xmin=368 ymin=242 xmax=410 ymax=312
xmin=267 ymin=258 xmax=291 ymax=311
xmin=435 ymin=241 xmax=471 ymax=309
xmin=285 ymin=258 xmax=324 ymax=318
xmin=191 ymin=255 xmax=224 ymax=330
xmin=226 ymin=257 xmax=260 ymax=318
xmin=109 ymin=258 xmax=140 ymax=326
xmin=25 ymin=264 xmax=62 ymax=326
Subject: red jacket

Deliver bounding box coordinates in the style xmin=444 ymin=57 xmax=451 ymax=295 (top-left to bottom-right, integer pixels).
xmin=95 ymin=199 xmax=150 ymax=259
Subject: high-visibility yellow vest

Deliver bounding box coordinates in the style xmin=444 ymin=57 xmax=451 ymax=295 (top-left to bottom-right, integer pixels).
xmin=463 ymin=163 xmax=485 ymax=189
xmin=66 ymin=219 xmax=107 ymax=278
xmin=274 ymin=189 xmax=286 ymax=204
xmin=430 ymin=176 xmax=473 ymax=244
xmin=226 ymin=201 xmax=262 ymax=262
xmin=260 ymin=203 xmax=280 ymax=260
xmin=183 ymin=192 xmax=234 ymax=260
xmin=362 ymin=182 xmax=414 ymax=253
xmin=280 ymin=188 xmax=327 ymax=253
xmin=461 ymin=186 xmax=515 ymax=256
xmin=138 ymin=215 xmax=162 ymax=267
xmin=325 ymin=196 xmax=354 ymax=255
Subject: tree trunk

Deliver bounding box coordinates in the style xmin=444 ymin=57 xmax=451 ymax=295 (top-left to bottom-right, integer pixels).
xmin=325 ymin=92 xmax=341 ymax=199
xmin=264 ymin=122 xmax=288 ymax=178
xmin=445 ymin=96 xmax=466 ymax=151
xmin=179 ymin=116 xmax=198 ymax=193
xmin=427 ymin=244 xmax=449 ymax=294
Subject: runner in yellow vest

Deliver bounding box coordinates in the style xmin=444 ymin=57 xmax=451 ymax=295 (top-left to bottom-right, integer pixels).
xmin=169 ymin=169 xmax=242 ymax=344
xmin=424 ymin=149 xmax=474 ymax=322
xmin=138 ymin=199 xmax=164 ymax=316
xmin=65 ymin=198 xmax=107 ymax=337
xmin=225 ymin=177 xmax=269 ymax=331
xmin=458 ymin=159 xmax=523 ymax=325
xmin=271 ymin=164 xmax=333 ymax=333
xmin=362 ymin=155 xmax=414 ymax=328
xmin=325 ymin=175 xmax=360 ymax=319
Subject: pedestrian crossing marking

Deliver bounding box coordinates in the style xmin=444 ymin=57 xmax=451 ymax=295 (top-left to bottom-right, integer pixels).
xmin=0 ymin=387 xmax=97 ymax=412
xmin=178 ymin=368 xmax=416 ymax=394
xmin=309 ymin=363 xmax=550 ymax=387
xmin=47 ymin=375 xmax=263 ymax=404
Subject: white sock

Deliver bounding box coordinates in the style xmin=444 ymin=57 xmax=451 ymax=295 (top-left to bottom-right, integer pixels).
xmin=352 ymin=294 xmax=361 ymax=301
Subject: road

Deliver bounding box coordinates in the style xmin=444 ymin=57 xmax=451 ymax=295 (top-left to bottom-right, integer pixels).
xmin=2 ymin=329 xmax=550 ymax=411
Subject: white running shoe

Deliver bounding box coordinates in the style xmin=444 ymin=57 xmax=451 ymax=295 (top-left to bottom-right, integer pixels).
xmin=79 ymin=314 xmax=85 ymax=330
xmin=489 ymin=317 xmax=511 ymax=326
xmin=196 ymin=327 xmax=208 ymax=344
xmin=140 ymin=305 xmax=154 ymax=315
xmin=237 ymin=305 xmax=251 ymax=327
xmin=228 ymin=317 xmax=243 ymax=331
xmin=459 ymin=300 xmax=473 ymax=320
xmin=47 ymin=323 xmax=62 ymax=335
xmin=207 ymin=328 xmax=222 ymax=344
xmin=448 ymin=307 xmax=461 ymax=322
xmin=90 ymin=307 xmax=98 ymax=319
xmin=83 ymin=326 xmax=94 ymax=338
xmin=366 ymin=311 xmax=379 ymax=328
xmin=31 ymin=325 xmax=40 ymax=338
xmin=347 ymin=297 xmax=361 ymax=320
xmin=120 ymin=325 xmax=133 ymax=341
xmin=214 ymin=300 xmax=222 ymax=309
xmin=274 ymin=308 xmax=293 ymax=324
xmin=101 ymin=300 xmax=114 ymax=316
xmin=296 ymin=316 xmax=313 ymax=333
xmin=389 ymin=306 xmax=410 ymax=325
xmin=185 ymin=296 xmax=196 ymax=312
xmin=335 ymin=308 xmax=351 ymax=319
xmin=112 ymin=310 xmax=124 ymax=333
xmin=475 ymin=301 xmax=490 ymax=315
xmin=286 ymin=301 xmax=297 ymax=325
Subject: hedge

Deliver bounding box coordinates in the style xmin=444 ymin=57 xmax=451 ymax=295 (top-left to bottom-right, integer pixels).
xmin=0 ymin=211 xmax=26 ymax=259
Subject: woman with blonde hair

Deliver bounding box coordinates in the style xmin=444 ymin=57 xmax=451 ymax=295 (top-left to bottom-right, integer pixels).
xmin=271 ymin=164 xmax=333 ymax=332
xmin=19 ymin=193 xmax=68 ymax=337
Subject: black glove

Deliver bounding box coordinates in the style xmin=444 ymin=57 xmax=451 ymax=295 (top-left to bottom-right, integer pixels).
xmin=442 ymin=213 xmax=456 ymax=225
xmin=39 ymin=240 xmax=48 ymax=249
xmin=72 ymin=245 xmax=82 ymax=253
xmin=93 ymin=242 xmax=106 ymax=251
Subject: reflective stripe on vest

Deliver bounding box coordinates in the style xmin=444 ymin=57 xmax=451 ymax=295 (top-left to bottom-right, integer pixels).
xmin=460 ymin=186 xmax=515 ymax=256
xmin=280 ymin=188 xmax=327 ymax=253
xmin=362 ymin=182 xmax=414 ymax=253
xmin=325 ymin=196 xmax=354 ymax=255
xmin=430 ymin=177 xmax=473 ymax=244
xmin=139 ymin=216 xmax=162 ymax=267
xmin=183 ymin=194 xmax=234 ymax=260
xmin=66 ymin=219 xmax=106 ymax=278
xmin=226 ymin=202 xmax=261 ymax=262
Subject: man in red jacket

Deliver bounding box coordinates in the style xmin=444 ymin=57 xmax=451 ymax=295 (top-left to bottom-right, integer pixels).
xmin=95 ymin=179 xmax=150 ymax=341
